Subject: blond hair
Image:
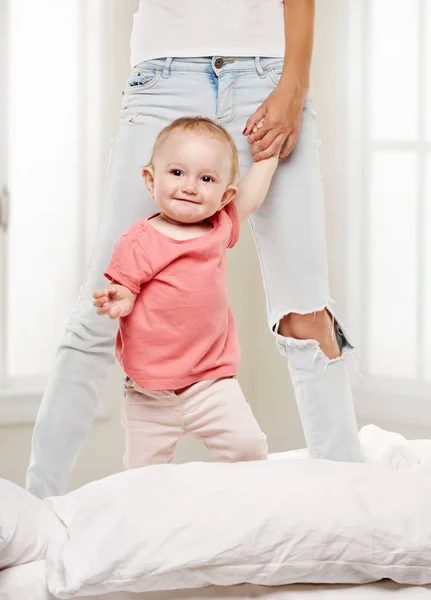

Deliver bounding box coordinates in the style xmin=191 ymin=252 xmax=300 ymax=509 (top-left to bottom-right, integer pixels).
xmin=145 ymin=116 xmax=239 ymax=184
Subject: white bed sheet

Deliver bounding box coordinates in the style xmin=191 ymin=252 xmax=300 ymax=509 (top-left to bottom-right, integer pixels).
xmin=1 ymin=561 xmax=430 ymax=600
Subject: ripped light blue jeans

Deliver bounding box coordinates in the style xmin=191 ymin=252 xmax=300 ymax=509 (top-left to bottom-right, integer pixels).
xmin=27 ymin=57 xmax=363 ymax=499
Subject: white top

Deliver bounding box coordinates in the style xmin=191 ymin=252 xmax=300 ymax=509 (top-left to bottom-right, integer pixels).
xmin=130 ymin=0 xmax=285 ymax=68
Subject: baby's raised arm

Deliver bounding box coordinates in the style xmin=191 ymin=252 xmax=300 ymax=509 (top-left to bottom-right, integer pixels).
xmin=233 ymin=153 xmax=279 ymax=222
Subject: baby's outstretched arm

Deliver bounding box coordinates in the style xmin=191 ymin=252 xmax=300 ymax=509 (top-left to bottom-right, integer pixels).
xmin=93 ymin=282 xmax=137 ymax=319
xmin=233 ymin=134 xmax=279 ymax=222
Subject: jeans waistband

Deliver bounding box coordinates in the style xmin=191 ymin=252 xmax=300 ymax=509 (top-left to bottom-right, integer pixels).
xmin=133 ymin=57 xmax=284 ymax=78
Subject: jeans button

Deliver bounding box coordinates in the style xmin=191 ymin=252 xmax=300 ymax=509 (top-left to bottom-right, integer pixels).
xmin=214 ymin=57 xmax=224 ymax=69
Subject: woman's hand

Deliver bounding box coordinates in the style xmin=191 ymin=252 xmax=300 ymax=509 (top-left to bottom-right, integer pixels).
xmin=93 ymin=284 xmax=136 ymax=319
xmin=243 ymin=75 xmax=309 ymax=162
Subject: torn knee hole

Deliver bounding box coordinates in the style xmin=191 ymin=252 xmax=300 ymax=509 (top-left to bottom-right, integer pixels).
xmin=274 ymin=308 xmax=351 ymax=353
xmin=276 ymin=309 xmax=328 ymax=337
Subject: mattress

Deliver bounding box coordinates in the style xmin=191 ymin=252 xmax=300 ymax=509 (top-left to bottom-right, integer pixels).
xmin=1 ymin=561 xmax=430 ymax=600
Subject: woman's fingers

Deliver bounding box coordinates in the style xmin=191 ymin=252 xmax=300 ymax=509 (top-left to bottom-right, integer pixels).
xmin=243 ymin=106 xmax=266 ymax=136
xmin=248 ymin=119 xmax=269 ymax=144
xmin=253 ymin=133 xmax=286 ymax=161
xmin=251 ymin=128 xmax=281 ymax=156
xmin=279 ymin=131 xmax=298 ymax=158
xmin=252 ymin=120 xmax=264 ymax=133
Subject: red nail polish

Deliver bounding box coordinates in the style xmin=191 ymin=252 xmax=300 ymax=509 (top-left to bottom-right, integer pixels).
xmin=242 ymin=127 xmax=247 ymax=135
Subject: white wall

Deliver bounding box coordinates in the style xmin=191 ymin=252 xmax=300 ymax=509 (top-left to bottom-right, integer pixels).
xmin=1 ymin=0 xmax=368 ymax=490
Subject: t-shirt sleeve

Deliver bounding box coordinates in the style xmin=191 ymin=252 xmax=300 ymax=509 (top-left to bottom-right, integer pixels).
xmin=104 ymin=234 xmax=153 ymax=294
xmin=224 ymin=202 xmax=240 ymax=249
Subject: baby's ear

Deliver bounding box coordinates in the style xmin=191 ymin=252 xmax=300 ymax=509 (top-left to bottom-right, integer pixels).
xmin=220 ymin=184 xmax=238 ymax=209
xmin=141 ymin=166 xmax=155 ymax=197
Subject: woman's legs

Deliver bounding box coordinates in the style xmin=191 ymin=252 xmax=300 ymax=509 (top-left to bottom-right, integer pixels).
xmin=26 ymin=113 xmax=159 ymax=497
xmin=222 ymin=57 xmax=363 ymax=461
xmin=26 ymin=60 xmax=217 ymax=498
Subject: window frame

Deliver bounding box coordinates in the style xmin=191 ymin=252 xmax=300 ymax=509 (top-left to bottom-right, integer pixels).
xmin=346 ymin=0 xmax=431 ymax=432
xmin=0 ymin=0 xmax=109 ymax=423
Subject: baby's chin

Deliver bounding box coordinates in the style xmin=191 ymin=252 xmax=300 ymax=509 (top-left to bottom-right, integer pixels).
xmin=168 ymin=203 xmax=213 ymax=224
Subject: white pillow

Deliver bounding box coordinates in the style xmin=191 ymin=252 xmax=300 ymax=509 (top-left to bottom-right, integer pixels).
xmin=0 ymin=561 xmax=47 ymax=600
xmin=45 ymin=459 xmax=431 ymax=598
xmin=0 ymin=478 xmax=65 ymax=570
xmin=268 ymin=449 xmax=309 ymax=460
xmin=42 ymin=450 xmax=307 ymax=529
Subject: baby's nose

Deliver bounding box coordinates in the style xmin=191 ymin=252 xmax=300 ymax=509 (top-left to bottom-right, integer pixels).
xmin=182 ymin=180 xmax=198 ymax=193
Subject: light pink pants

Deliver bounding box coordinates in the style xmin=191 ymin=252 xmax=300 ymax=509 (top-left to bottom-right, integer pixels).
xmin=121 ymin=377 xmax=268 ymax=469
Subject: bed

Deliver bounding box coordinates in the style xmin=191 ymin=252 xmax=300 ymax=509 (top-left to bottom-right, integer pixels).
xmin=1 ymin=561 xmax=431 ymax=600
xmin=1 ymin=425 xmax=431 ymax=599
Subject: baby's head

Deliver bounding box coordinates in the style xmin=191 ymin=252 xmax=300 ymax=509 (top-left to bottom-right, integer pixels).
xmin=142 ymin=117 xmax=239 ymax=224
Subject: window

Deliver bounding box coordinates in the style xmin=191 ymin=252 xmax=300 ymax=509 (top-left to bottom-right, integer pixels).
xmin=0 ymin=0 xmax=106 ymax=423
xmin=346 ymin=0 xmax=431 ymax=429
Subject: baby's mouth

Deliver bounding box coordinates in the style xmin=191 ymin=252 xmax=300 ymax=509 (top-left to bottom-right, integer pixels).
xmin=174 ymin=197 xmax=200 ymax=204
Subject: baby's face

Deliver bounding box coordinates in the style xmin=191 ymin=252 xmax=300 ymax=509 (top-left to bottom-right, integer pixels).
xmin=146 ymin=130 xmax=236 ymax=224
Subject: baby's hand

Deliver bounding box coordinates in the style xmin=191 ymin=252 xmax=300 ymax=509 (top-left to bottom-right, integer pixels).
xmin=251 ymin=119 xmax=281 ymax=158
xmin=93 ymin=284 xmax=136 ymax=319
xmin=251 ymin=118 xmax=265 ymax=135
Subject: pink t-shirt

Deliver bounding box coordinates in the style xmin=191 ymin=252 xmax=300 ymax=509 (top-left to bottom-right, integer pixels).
xmin=104 ymin=203 xmax=241 ymax=390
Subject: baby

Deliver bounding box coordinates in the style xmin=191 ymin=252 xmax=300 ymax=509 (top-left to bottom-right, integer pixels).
xmin=93 ymin=116 xmax=278 ymax=469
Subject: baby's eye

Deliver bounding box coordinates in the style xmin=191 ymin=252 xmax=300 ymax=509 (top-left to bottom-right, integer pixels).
xmin=170 ymin=169 xmax=183 ymax=177
xmin=201 ymin=175 xmax=214 ymax=183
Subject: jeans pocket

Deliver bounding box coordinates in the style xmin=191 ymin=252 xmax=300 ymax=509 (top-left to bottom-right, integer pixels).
xmin=265 ymin=67 xmax=313 ymax=107
xmin=266 ymin=66 xmax=283 ymax=87
xmin=123 ymin=69 xmax=162 ymax=93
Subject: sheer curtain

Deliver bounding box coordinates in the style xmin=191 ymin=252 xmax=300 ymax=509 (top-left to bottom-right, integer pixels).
xmin=0 ymin=0 xmax=105 ymax=421
xmin=313 ymin=0 xmax=431 ymax=432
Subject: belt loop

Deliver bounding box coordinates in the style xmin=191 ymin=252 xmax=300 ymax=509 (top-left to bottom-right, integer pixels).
xmin=162 ymin=57 xmax=173 ymax=79
xmin=255 ymin=56 xmax=265 ymax=78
